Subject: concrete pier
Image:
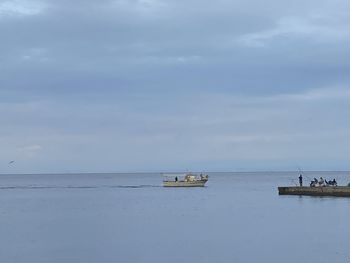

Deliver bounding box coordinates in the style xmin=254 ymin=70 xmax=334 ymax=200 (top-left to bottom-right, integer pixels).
xmin=278 ymin=186 xmax=350 ymax=197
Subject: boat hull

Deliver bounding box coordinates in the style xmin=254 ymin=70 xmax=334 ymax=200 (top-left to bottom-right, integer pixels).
xmin=278 ymin=186 xmax=350 ymax=197
xmin=163 ymin=180 xmax=207 ymax=187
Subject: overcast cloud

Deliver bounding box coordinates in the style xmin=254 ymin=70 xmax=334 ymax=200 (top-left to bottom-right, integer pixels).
xmin=1 ymin=0 xmax=350 ymax=173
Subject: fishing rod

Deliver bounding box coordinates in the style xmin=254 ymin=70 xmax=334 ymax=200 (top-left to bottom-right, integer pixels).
xmin=297 ymin=167 xmax=313 ymax=182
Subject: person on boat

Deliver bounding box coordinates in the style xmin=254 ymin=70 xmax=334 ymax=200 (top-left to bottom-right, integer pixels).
xmin=175 ymin=176 xmax=178 ymax=182
xmin=299 ymin=174 xmax=303 ymax=187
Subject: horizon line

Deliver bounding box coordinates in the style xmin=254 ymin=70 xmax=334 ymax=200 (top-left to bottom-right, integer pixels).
xmin=1 ymin=170 xmax=350 ymax=176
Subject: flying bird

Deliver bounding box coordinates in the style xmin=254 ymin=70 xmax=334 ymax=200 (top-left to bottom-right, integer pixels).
xmin=8 ymin=160 xmax=15 ymax=165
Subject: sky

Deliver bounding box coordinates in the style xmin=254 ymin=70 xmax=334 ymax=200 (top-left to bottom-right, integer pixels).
xmin=1 ymin=0 xmax=350 ymax=173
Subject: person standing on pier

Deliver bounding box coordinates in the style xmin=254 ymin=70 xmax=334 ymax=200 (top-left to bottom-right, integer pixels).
xmin=299 ymin=174 xmax=303 ymax=187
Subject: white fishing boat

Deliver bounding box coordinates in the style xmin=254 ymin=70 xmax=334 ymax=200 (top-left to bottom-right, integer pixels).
xmin=163 ymin=173 xmax=209 ymax=187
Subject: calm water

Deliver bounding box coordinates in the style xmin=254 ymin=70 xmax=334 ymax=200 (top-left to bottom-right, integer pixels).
xmin=0 ymin=172 xmax=350 ymax=263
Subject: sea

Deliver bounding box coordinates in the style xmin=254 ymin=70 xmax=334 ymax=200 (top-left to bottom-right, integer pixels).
xmin=0 ymin=171 xmax=349 ymax=263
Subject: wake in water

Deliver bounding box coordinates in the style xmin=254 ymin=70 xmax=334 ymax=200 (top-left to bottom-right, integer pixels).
xmin=0 ymin=184 xmax=160 ymax=190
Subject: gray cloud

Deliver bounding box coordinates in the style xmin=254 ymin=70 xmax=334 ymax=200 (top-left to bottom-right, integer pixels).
xmin=2 ymin=0 xmax=350 ymax=95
